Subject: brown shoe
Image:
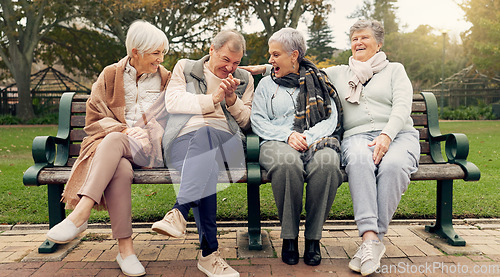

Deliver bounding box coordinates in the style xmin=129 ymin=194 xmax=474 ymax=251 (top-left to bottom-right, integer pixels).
xmin=197 ymin=250 xmax=239 ymax=277
xmin=151 ymin=209 xmax=187 ymax=238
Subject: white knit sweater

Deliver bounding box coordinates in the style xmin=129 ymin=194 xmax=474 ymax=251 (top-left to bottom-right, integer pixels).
xmin=323 ymin=63 xmax=415 ymax=139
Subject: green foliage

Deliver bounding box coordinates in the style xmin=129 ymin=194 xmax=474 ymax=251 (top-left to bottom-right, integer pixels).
xmin=349 ymin=0 xmax=399 ymax=34
xmin=25 ymin=113 xmax=59 ymax=125
xmin=0 ymin=115 xmax=22 ymax=125
xmin=37 ymin=25 xmax=125 ymax=80
xmin=333 ymin=49 xmax=352 ymax=65
xmin=440 ymin=105 xmax=495 ymax=120
xmin=307 ymin=15 xmax=336 ymax=63
xmin=230 ymin=0 xmax=332 ymax=39
xmin=384 ymin=25 xmax=467 ymax=92
xmin=242 ymin=32 xmax=269 ymax=66
xmin=461 ymin=0 xmax=500 ymax=76
xmin=0 ymin=113 xmax=58 ymax=125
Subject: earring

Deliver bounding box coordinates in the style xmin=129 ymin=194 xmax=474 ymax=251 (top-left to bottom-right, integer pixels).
xmin=292 ymin=64 xmax=295 ymax=69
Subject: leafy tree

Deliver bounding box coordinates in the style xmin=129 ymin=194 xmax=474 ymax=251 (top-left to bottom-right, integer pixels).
xmin=243 ymin=32 xmax=269 ymax=66
xmin=333 ymin=49 xmax=352 ymax=65
xmin=461 ymin=0 xmax=500 ymax=76
xmin=350 ymin=0 xmax=399 ymax=35
xmin=0 ymin=0 xmax=81 ymax=120
xmin=232 ymin=0 xmax=332 ymax=39
xmin=307 ymin=15 xmax=336 ymax=63
xmin=383 ymin=25 xmax=467 ymax=91
xmin=37 ymin=25 xmax=124 ymax=80
xmin=37 ymin=0 xmax=232 ymax=78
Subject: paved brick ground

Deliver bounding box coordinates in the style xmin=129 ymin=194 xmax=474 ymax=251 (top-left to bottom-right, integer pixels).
xmin=0 ymin=221 xmax=499 ymax=276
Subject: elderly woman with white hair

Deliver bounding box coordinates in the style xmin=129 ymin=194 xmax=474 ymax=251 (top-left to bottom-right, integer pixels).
xmin=45 ymin=20 xmax=171 ymax=276
xmin=250 ymin=27 xmax=343 ymax=266
xmin=323 ymin=19 xmax=420 ymax=276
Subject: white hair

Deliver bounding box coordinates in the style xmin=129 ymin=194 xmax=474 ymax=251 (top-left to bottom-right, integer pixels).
xmin=126 ymin=20 xmax=169 ymax=57
xmin=268 ymin=28 xmax=307 ymax=62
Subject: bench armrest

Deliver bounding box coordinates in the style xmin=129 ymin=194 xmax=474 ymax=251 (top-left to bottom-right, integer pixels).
xmin=245 ymin=129 xmax=262 ymax=185
xmin=23 ymin=92 xmax=76 ymax=186
xmin=246 ymin=131 xmax=261 ymax=163
xmin=421 ymin=92 xmax=481 ymax=181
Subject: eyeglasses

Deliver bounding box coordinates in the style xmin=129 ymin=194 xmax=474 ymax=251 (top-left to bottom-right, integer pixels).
xmin=271 ymin=86 xmax=298 ymax=118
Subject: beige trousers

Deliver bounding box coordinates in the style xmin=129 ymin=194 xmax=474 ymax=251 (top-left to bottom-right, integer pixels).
xmin=78 ymin=132 xmax=148 ymax=239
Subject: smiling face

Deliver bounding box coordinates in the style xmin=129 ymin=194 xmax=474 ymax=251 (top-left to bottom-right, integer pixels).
xmin=351 ymin=29 xmax=382 ymax=62
xmin=268 ymin=41 xmax=299 ymax=78
xmin=131 ymin=46 xmax=166 ymax=77
xmin=207 ymin=43 xmax=243 ymax=79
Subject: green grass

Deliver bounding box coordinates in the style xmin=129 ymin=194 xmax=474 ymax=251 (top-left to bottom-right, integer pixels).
xmin=0 ymin=121 xmax=498 ymax=225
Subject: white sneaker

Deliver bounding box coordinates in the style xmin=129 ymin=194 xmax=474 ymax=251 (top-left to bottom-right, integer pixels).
xmin=46 ymin=218 xmax=88 ymax=244
xmin=116 ymin=253 xmax=145 ymax=276
xmin=152 ymin=208 xmax=187 ymax=238
xmin=360 ymin=240 xmax=386 ymax=276
xmin=348 ymin=244 xmax=363 ymax=272
xmin=197 ymin=250 xmax=239 ymax=277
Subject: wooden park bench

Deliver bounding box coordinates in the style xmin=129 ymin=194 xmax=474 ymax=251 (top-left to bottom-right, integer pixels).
xmin=23 ymin=91 xmax=480 ymax=253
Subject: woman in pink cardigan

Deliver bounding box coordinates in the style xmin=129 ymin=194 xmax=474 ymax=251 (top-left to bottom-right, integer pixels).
xmin=45 ymin=20 xmax=171 ymax=276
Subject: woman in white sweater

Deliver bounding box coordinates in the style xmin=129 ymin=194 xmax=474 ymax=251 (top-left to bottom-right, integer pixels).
xmin=242 ymin=19 xmax=419 ymax=276
xmin=323 ymin=20 xmax=420 ymax=276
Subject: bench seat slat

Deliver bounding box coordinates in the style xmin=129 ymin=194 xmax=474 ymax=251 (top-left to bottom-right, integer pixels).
xmin=37 ymin=163 xmax=464 ymax=185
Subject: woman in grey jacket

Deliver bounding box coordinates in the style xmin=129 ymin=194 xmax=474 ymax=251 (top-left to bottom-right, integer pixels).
xmin=250 ymin=28 xmax=343 ymax=267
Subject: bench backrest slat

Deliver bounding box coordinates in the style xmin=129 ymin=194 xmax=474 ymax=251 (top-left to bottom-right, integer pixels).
xmin=65 ymin=93 xmax=434 ymax=166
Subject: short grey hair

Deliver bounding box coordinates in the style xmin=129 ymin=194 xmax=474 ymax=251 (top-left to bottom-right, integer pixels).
xmin=349 ymin=19 xmax=385 ymax=45
xmin=212 ymin=30 xmax=246 ymax=56
xmin=126 ymin=20 xmax=169 ymax=57
xmin=268 ymin=28 xmax=307 ymax=62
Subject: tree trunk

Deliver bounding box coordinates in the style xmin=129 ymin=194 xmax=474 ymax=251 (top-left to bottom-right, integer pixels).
xmin=13 ymin=62 xmax=35 ymax=121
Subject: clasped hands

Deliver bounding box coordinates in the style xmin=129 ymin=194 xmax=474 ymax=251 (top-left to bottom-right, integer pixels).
xmin=212 ymin=73 xmax=241 ymax=107
xmin=288 ymin=132 xmax=308 ymax=152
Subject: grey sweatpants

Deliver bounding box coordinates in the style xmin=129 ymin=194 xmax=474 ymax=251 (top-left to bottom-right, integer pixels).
xmin=260 ymin=141 xmax=342 ymax=240
xmin=341 ymin=130 xmax=420 ymax=241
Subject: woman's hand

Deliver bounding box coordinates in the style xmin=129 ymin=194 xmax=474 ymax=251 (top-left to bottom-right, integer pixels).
xmin=239 ymin=65 xmax=266 ymax=75
xmin=368 ymin=133 xmax=392 ymax=165
xmin=288 ymin=132 xmax=308 ymax=152
xmin=123 ymin=127 xmax=148 ymax=140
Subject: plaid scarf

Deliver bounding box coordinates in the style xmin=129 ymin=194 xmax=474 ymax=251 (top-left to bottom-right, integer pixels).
xmin=271 ymin=59 xmax=344 ymax=162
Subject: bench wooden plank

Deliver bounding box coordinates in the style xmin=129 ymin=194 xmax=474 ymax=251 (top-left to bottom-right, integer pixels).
xmin=36 ymin=163 xmax=465 ymax=185
xmin=70 ymin=115 xmax=86 ymax=128
xmin=72 ymin=102 xmax=86 ymax=113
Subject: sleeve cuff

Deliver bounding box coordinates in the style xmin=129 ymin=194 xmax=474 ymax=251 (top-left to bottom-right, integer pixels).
xmin=264 ymin=64 xmax=272 ymax=77
xmin=226 ymin=97 xmax=244 ymax=112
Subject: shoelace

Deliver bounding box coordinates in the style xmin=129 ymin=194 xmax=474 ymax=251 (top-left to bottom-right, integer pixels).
xmin=163 ymin=211 xmax=175 ymax=223
xmin=360 ymin=241 xmax=374 ymax=264
xmin=353 ymin=245 xmax=364 ymax=259
xmin=212 ymin=252 xmax=229 ymax=270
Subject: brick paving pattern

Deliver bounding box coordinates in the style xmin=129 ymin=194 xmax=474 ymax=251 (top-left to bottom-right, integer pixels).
xmin=0 ymin=221 xmax=499 ymax=276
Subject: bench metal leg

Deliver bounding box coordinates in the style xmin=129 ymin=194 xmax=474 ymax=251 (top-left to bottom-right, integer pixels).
xmin=39 ymin=184 xmax=66 ymax=253
xmin=247 ymin=182 xmax=262 ymax=250
xmin=247 ymin=162 xmax=262 ymax=250
xmin=425 ymin=179 xmax=466 ymax=246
